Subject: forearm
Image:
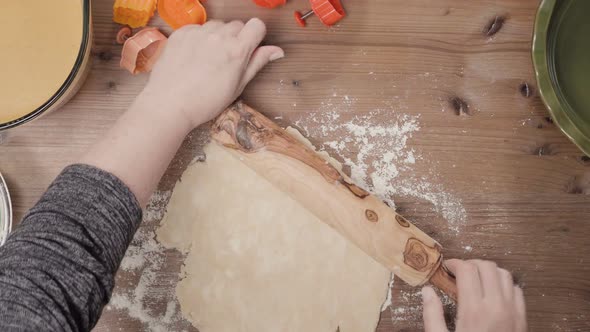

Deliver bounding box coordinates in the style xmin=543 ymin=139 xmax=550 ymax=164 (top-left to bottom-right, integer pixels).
xmin=80 ymin=19 xmax=283 ymax=207
xmin=0 ymin=93 xmax=190 ymax=331
xmin=80 ymin=92 xmax=193 ymax=206
xmin=0 ymin=18 xmax=280 ymax=332
xmin=0 ymin=165 xmax=142 ymax=331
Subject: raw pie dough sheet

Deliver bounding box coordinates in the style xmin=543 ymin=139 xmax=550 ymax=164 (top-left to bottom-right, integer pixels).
xmin=157 ymin=130 xmax=390 ymax=332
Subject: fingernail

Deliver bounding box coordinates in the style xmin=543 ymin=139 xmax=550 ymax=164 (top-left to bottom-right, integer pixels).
xmin=269 ymin=51 xmax=285 ymax=62
xmin=422 ymin=287 xmax=433 ymax=302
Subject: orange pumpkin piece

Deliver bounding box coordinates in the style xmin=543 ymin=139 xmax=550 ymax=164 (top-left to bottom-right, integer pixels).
xmin=158 ymin=0 xmax=207 ymax=30
xmin=113 ymin=0 xmax=158 ymax=28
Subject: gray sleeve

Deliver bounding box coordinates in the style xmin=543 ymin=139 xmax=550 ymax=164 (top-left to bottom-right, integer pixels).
xmin=0 ymin=164 xmax=142 ymax=332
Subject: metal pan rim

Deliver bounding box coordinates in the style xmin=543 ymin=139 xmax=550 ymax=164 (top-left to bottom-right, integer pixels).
xmin=0 ymin=171 xmax=12 ymax=246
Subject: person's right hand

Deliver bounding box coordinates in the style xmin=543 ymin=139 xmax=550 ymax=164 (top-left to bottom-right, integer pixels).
xmin=142 ymin=18 xmax=284 ymax=129
xmin=422 ymin=259 xmax=527 ymax=332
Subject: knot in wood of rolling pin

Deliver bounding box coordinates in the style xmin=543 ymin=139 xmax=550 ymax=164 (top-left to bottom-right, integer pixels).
xmin=215 ymin=103 xmax=371 ymax=199
xmin=213 ymin=103 xmax=271 ymax=152
xmin=403 ymin=238 xmax=438 ymax=273
xmin=340 ymin=179 xmax=369 ymax=198
xmin=395 ymin=215 xmax=410 ymax=228
xmin=236 ymin=115 xmax=268 ymax=151
xmin=365 ymin=209 xmax=378 ymax=222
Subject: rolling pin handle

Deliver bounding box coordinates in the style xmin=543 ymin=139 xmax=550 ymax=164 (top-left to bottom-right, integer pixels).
xmin=428 ymin=262 xmax=458 ymax=301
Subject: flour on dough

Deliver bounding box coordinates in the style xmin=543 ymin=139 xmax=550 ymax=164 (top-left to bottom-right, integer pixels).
xmin=157 ymin=129 xmax=391 ymax=332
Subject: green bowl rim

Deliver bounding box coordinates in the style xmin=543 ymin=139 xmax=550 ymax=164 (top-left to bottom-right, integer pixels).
xmin=532 ymin=0 xmax=590 ymax=156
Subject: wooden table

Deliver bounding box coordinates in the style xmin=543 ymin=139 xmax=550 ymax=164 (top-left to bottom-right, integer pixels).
xmin=2 ymin=0 xmax=589 ymax=331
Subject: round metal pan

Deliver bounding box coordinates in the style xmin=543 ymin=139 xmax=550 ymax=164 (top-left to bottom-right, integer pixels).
xmin=0 ymin=171 xmax=11 ymax=246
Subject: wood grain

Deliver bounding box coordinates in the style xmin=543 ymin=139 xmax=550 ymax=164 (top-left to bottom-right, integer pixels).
xmin=211 ymin=102 xmax=456 ymax=296
xmin=1 ymin=0 xmax=589 ymax=331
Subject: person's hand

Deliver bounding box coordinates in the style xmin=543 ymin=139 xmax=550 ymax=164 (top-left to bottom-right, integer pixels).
xmin=422 ymin=259 xmax=527 ymax=332
xmin=142 ymin=19 xmax=284 ymax=128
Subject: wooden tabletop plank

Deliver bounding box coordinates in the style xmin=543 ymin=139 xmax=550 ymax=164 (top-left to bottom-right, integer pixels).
xmin=2 ymin=0 xmax=589 ymax=331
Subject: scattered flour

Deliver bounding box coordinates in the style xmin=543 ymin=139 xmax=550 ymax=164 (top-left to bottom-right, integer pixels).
xmin=390 ymin=288 xmax=456 ymax=328
xmin=315 ymin=89 xmax=357 ymax=116
xmin=295 ymin=101 xmax=467 ymax=233
xmin=380 ymin=274 xmax=395 ymax=312
xmin=295 ymin=96 xmax=467 ymax=314
xmin=276 ymin=79 xmax=285 ymax=94
xmin=103 ymin=191 xmax=191 ymax=332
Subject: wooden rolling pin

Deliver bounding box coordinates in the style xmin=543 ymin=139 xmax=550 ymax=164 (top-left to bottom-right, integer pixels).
xmin=211 ymin=102 xmax=457 ymax=300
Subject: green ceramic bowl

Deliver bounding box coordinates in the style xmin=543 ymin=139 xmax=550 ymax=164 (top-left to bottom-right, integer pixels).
xmin=532 ymin=0 xmax=590 ymax=156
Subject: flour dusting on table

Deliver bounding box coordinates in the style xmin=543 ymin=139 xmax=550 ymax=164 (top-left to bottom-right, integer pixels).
xmin=295 ymin=97 xmax=467 ymax=314
xmin=294 ymin=101 xmax=467 ymax=233
xmin=102 ymin=190 xmax=192 ymax=332
xmin=390 ymin=288 xmax=456 ymax=328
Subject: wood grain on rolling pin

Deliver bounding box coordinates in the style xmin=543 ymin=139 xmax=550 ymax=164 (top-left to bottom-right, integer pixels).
xmin=211 ymin=102 xmax=457 ymax=299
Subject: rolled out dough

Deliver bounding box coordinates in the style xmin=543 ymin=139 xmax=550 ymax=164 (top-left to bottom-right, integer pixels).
xmin=157 ymin=129 xmax=390 ymax=332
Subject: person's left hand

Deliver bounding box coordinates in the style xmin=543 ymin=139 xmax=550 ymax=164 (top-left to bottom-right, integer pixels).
xmin=141 ymin=18 xmax=284 ymax=128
